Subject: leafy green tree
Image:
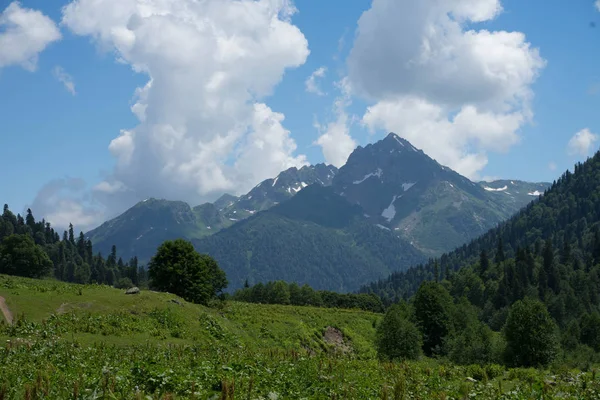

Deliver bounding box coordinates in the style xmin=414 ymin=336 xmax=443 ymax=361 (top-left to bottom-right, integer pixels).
xmin=449 ymin=298 xmax=495 ymax=364
xmin=267 ymin=281 xmax=291 ymax=304
xmin=561 ymin=319 xmax=581 ymax=351
xmin=0 ymin=234 xmax=53 ymax=278
xmin=503 ymin=298 xmax=559 ymax=367
xmin=148 ymin=239 xmax=227 ymax=305
xmin=376 ymin=304 xmax=422 ymax=361
xmin=580 ymin=312 xmax=600 ymax=352
xmin=413 ymin=281 xmax=454 ymax=356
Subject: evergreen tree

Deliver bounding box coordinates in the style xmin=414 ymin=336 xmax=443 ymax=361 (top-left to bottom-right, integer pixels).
xmin=479 ymin=249 xmax=490 ymax=274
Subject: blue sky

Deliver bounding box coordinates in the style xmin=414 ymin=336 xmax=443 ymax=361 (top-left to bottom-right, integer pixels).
xmin=1 ymin=0 xmax=599 ymax=231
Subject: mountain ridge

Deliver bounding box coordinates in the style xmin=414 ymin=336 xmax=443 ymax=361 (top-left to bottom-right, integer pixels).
xmin=86 ymin=133 xmax=551 ymax=290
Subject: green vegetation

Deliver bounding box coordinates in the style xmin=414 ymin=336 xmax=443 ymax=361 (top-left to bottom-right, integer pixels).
xmin=148 ymin=239 xmax=227 ymax=305
xmin=504 ymin=298 xmax=560 ymax=367
xmin=375 ymin=304 xmax=422 ymax=361
xmin=1 ymin=275 xmax=599 ymax=399
xmin=233 ymin=280 xmax=384 ymax=312
xmin=361 ymin=152 xmax=600 ymax=367
xmin=86 ymin=164 xmax=338 ymax=265
xmin=194 ymin=185 xmax=425 ymax=291
xmin=0 ymin=205 xmax=145 ymax=288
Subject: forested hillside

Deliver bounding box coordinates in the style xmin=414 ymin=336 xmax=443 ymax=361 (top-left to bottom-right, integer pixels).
xmin=194 ymin=185 xmax=425 ymax=291
xmin=0 ymin=205 xmax=143 ymax=287
xmin=360 ymin=151 xmax=600 ymax=339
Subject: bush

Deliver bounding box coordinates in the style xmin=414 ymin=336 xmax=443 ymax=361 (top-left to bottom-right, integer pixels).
xmin=115 ymin=277 xmax=134 ymax=289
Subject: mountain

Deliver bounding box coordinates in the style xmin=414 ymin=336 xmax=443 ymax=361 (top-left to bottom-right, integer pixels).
xmin=218 ymin=163 xmax=338 ymax=222
xmin=479 ymin=179 xmax=551 ymax=215
xmin=87 ymin=133 xmax=550 ymax=290
xmin=356 ymin=153 xmax=600 ymax=361
xmin=193 ymin=185 xmax=425 ymax=292
xmin=85 ymin=198 xmax=215 ymax=264
xmin=359 ymin=154 xmax=600 ymax=316
xmin=86 ymin=164 xmax=338 ymax=263
xmin=330 ymin=133 xmax=551 ymax=255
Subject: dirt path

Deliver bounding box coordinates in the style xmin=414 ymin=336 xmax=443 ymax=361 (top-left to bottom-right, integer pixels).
xmin=0 ymin=296 xmax=13 ymax=325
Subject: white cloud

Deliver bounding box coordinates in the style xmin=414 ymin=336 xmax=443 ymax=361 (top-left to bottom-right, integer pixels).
xmin=0 ymin=2 xmax=61 ymax=71
xmin=596 ymin=0 xmax=600 ymax=12
xmin=28 ymin=178 xmax=103 ymax=233
xmin=363 ymin=97 xmax=523 ymax=179
xmin=567 ymin=128 xmax=598 ymax=157
xmin=548 ymin=161 xmax=557 ymax=171
xmin=57 ymin=0 xmax=309 ymax=221
xmin=53 ymin=66 xmax=76 ymax=95
xmin=347 ymin=0 xmax=545 ymax=179
xmin=314 ymin=78 xmax=357 ymax=167
xmin=305 ymin=66 xmax=327 ymax=95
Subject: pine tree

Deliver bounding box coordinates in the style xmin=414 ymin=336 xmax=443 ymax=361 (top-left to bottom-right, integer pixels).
xmin=68 ymin=224 xmax=75 ymax=245
xmin=480 ymin=249 xmax=490 ymax=274
xmin=495 ymin=238 xmax=505 ymax=264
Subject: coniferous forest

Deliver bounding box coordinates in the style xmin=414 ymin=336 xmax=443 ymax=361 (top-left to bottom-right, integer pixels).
xmin=360 ymin=152 xmax=600 ymax=365
xmin=0 ymin=205 xmax=146 ymax=288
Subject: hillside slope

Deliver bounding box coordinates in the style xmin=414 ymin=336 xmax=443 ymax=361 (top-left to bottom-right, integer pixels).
xmin=86 ymin=164 xmax=338 ymax=263
xmin=194 ymin=185 xmax=425 ymax=292
xmin=360 ymin=153 xmax=600 ymax=331
xmin=331 ymin=133 xmax=550 ymax=255
xmin=0 ymin=274 xmax=378 ymax=355
xmin=3 ymin=275 xmax=597 ymax=399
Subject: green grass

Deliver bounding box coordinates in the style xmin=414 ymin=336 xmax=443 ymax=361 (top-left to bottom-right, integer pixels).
xmin=0 ymin=274 xmax=379 ymax=354
xmin=1 ymin=274 xmax=600 ymax=399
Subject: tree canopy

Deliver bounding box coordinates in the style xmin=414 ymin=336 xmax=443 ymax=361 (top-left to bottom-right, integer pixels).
xmin=148 ymin=239 xmax=227 ymax=305
xmin=503 ymin=298 xmax=559 ymax=367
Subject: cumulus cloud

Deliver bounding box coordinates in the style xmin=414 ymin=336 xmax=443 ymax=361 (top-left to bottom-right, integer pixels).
xmin=314 ymin=78 xmax=357 ymax=167
xmin=305 ymin=66 xmax=327 ymax=95
xmin=56 ymin=0 xmax=309 ymax=221
xmin=53 ymin=66 xmax=76 ymax=95
xmin=347 ymin=0 xmax=545 ymax=179
xmin=567 ymin=128 xmax=598 ymax=157
xmin=596 ymin=0 xmax=600 ymax=12
xmin=28 ymin=178 xmax=103 ymax=233
xmin=0 ymin=2 xmax=61 ymax=71
xmin=362 ymin=97 xmax=524 ymax=178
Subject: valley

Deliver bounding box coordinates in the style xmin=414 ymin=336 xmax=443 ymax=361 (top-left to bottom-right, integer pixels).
xmin=86 ymin=134 xmax=550 ymax=291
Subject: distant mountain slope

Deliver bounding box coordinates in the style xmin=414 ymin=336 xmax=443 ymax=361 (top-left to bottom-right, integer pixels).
xmin=193 ymin=185 xmax=425 ymax=292
xmin=218 ymin=164 xmax=338 ymax=222
xmin=330 ymin=133 xmax=551 ymax=255
xmin=359 ymin=155 xmax=598 ymax=305
xmin=85 ymin=198 xmax=206 ymax=264
xmin=87 ymin=133 xmax=550 ymax=290
xmin=86 ymin=164 xmax=338 ymax=263
xmin=479 ymin=179 xmax=550 ymax=215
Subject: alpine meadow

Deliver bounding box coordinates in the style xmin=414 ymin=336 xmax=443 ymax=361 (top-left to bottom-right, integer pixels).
xmin=2 ymin=0 xmax=600 ymax=399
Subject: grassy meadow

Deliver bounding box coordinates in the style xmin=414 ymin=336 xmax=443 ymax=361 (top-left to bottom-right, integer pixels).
xmin=1 ymin=274 xmax=599 ymax=399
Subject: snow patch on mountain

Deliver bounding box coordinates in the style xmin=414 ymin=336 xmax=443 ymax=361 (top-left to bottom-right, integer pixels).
xmin=484 ymin=185 xmax=508 ymax=192
xmin=382 ymin=195 xmax=399 ymax=222
xmin=353 ymin=168 xmax=383 ymax=184
xmin=402 ymin=182 xmax=416 ymax=191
